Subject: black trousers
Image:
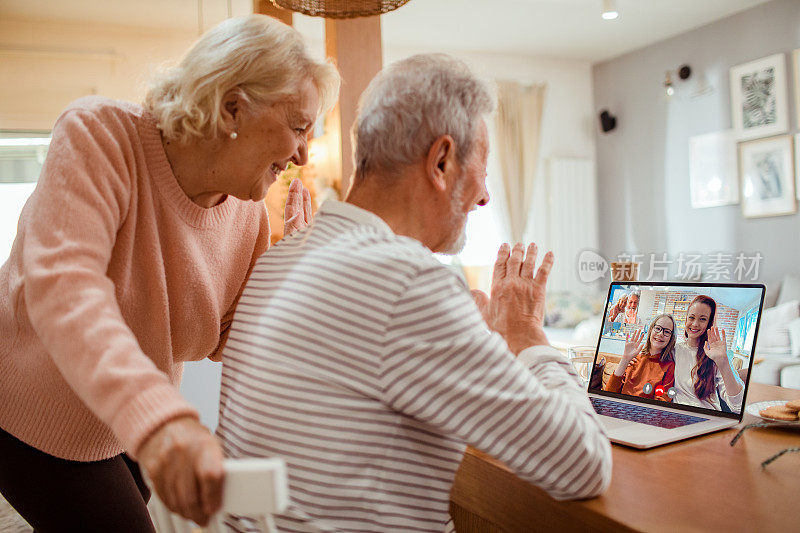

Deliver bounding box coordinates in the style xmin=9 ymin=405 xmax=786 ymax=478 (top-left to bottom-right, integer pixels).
xmin=0 ymin=426 xmax=156 ymax=532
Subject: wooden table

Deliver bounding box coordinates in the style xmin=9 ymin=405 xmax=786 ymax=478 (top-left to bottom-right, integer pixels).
xmin=449 ymin=383 xmax=800 ymax=532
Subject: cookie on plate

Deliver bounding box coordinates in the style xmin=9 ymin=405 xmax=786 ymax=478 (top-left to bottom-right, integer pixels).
xmin=760 ymin=405 xmax=799 ymax=421
xmin=785 ymin=398 xmax=800 ymax=411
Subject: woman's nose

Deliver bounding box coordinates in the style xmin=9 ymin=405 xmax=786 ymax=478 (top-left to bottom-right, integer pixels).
xmin=293 ymin=138 xmax=309 ymax=166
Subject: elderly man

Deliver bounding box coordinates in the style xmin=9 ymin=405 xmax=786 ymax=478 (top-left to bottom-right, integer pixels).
xmin=217 ymin=54 xmax=611 ymax=532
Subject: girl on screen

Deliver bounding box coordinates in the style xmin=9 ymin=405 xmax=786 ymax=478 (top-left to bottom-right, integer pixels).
xmin=673 ymin=295 xmax=744 ymax=411
xmin=604 ymin=314 xmax=676 ymax=401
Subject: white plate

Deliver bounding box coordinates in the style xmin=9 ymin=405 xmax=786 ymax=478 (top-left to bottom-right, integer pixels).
xmin=745 ymin=400 xmax=800 ymax=424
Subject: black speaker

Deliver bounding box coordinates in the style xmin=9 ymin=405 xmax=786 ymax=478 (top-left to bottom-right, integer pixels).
xmin=599 ymin=109 xmax=617 ymax=133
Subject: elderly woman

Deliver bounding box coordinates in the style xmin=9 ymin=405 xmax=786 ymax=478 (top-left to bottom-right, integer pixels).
xmin=0 ymin=15 xmax=339 ymax=531
xmin=610 ymin=290 xmax=641 ymax=325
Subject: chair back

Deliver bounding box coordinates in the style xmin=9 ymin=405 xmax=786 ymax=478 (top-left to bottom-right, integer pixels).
xmin=147 ymin=457 xmax=288 ymax=533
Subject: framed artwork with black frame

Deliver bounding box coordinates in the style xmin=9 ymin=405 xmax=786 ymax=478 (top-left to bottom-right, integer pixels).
xmin=730 ymin=53 xmax=789 ymax=141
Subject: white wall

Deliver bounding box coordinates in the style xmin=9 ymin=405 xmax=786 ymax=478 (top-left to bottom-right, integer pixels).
xmin=593 ymin=0 xmax=800 ymax=284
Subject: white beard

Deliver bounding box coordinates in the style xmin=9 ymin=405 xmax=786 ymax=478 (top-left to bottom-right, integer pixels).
xmin=440 ymin=177 xmax=469 ymax=255
xmin=441 ymin=225 xmax=467 ymax=255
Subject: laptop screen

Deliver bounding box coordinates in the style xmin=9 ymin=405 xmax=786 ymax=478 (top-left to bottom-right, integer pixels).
xmin=588 ymin=282 xmax=765 ymax=418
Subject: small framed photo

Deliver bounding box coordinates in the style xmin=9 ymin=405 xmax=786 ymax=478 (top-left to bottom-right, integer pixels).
xmin=795 ymin=133 xmax=800 ymax=200
xmin=730 ymin=53 xmax=789 ymax=141
xmin=689 ymin=130 xmax=738 ymax=208
xmin=794 ymin=50 xmax=800 ymax=128
xmin=739 ymin=135 xmax=796 ymax=218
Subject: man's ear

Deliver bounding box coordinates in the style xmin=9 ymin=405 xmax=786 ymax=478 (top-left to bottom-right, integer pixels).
xmin=425 ymin=135 xmax=456 ymax=192
xmin=220 ymin=87 xmax=244 ymax=135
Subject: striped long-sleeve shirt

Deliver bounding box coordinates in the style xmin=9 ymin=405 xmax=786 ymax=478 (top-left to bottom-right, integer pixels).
xmin=217 ymin=200 xmax=612 ymax=532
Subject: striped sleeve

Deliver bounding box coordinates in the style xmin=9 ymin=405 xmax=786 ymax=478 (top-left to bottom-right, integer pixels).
xmin=381 ymin=265 xmax=612 ymax=500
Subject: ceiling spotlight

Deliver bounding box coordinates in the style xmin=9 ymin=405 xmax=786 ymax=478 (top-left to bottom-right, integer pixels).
xmin=601 ymin=0 xmax=619 ymax=20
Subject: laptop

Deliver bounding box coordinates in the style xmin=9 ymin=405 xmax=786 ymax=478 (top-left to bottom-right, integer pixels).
xmin=587 ymin=281 xmax=765 ymax=449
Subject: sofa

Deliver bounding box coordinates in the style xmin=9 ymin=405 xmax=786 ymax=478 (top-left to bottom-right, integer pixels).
xmin=747 ymin=274 xmax=800 ymax=389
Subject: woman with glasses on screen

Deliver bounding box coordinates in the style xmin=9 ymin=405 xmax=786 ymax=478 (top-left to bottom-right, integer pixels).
xmin=604 ymin=314 xmax=677 ymax=402
xmin=673 ymin=295 xmax=744 ymax=411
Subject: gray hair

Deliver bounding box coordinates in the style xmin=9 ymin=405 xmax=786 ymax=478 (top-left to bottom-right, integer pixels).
xmin=145 ymin=14 xmax=340 ymax=142
xmin=352 ymin=53 xmax=496 ymax=179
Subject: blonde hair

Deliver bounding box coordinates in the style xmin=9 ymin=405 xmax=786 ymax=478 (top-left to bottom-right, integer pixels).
xmin=145 ymin=14 xmax=340 ymax=142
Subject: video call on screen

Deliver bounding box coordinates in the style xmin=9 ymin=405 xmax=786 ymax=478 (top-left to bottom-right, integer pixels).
xmin=589 ymin=284 xmax=763 ymax=415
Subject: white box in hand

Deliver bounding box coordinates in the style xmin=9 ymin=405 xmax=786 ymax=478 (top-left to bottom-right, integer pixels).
xmin=221 ymin=457 xmax=289 ymax=515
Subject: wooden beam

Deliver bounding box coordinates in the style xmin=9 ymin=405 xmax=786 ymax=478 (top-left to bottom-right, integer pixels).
xmin=253 ymin=0 xmax=293 ymax=25
xmin=325 ymin=16 xmax=382 ymax=197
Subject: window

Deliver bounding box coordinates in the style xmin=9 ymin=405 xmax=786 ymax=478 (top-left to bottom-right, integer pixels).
xmin=734 ymin=306 xmax=759 ymax=355
xmin=0 ymin=131 xmax=49 ymax=261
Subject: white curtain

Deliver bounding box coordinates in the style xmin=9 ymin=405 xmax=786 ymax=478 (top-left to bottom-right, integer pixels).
xmin=494 ymin=81 xmax=546 ymax=243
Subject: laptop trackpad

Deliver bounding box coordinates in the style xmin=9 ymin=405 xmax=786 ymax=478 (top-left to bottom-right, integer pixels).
xmin=598 ymin=414 xmax=637 ymax=431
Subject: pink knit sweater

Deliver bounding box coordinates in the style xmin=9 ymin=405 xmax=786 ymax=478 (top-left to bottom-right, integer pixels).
xmin=0 ymin=97 xmax=270 ymax=461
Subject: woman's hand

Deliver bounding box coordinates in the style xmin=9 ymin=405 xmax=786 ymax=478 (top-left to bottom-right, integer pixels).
xmin=477 ymin=243 xmax=553 ymax=354
xmin=137 ymin=416 xmax=225 ymax=526
xmin=621 ymin=329 xmax=644 ymax=366
xmin=284 ymin=178 xmax=313 ymax=236
xmin=704 ymin=327 xmax=729 ymax=365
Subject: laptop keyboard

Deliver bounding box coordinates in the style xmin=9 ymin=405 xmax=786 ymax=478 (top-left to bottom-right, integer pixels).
xmin=590 ymin=397 xmax=707 ymax=429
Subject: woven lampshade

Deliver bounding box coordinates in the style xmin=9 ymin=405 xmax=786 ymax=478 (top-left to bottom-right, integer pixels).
xmin=270 ymin=0 xmax=411 ymax=18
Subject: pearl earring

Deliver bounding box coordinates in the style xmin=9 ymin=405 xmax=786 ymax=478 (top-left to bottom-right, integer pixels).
xmin=230 ymin=132 xmax=238 ymax=140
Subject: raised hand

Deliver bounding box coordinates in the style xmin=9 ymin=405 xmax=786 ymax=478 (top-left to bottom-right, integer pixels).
xmin=284 ymin=178 xmax=313 ymax=236
xmin=621 ymin=329 xmax=645 ymax=365
xmin=479 ymin=242 xmax=554 ymax=354
xmin=704 ymin=327 xmax=728 ymax=365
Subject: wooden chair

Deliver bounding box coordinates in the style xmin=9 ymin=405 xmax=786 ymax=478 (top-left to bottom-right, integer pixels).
xmin=147 ymin=458 xmax=288 ymax=533
xmin=602 ymin=362 xmax=619 ymax=389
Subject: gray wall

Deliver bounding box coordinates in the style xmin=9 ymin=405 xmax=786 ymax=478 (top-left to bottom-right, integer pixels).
xmin=180 ymin=359 xmax=221 ymax=431
xmin=593 ymin=0 xmax=800 ymax=284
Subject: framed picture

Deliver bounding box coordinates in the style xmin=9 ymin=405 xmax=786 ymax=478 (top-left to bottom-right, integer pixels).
xmin=739 ymin=135 xmax=796 ymax=218
xmin=730 ymin=53 xmax=789 ymax=141
xmin=795 ymin=134 xmax=800 ymax=200
xmin=689 ymin=130 xmax=738 ymax=208
xmin=794 ymin=50 xmax=800 ymax=128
